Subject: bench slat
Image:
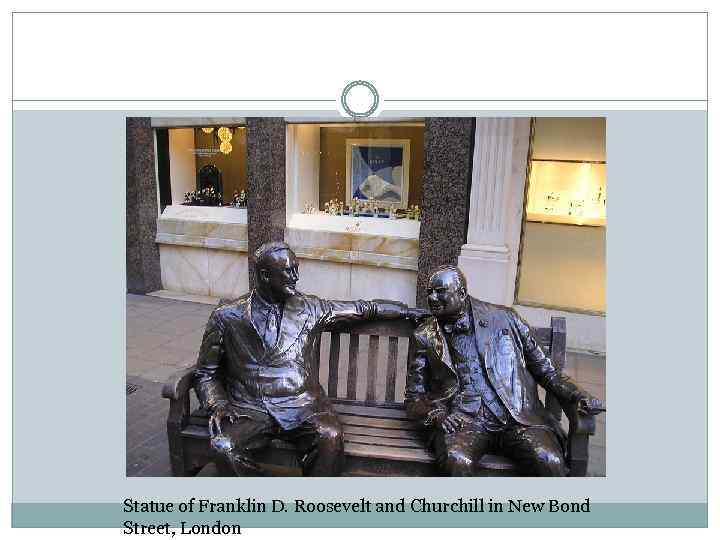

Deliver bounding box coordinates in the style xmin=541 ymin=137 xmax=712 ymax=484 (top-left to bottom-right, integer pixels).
xmin=534 ymin=327 xmax=552 ymax=347
xmin=344 ymin=442 xmax=435 ymax=463
xmin=338 ymin=414 xmax=419 ymax=431
xmin=366 ymin=335 xmax=379 ymax=402
xmin=333 ymin=403 xmax=410 ymax=419
xmin=327 ymin=332 xmax=341 ymax=398
xmin=385 ymin=336 xmax=398 ymax=402
xmin=347 ymin=334 xmax=359 ymax=400
xmin=182 ymin=424 xmax=211 ymax=439
xmin=345 ymin=434 xmax=425 ymax=450
xmin=345 ymin=319 xmax=414 ymax=337
xmin=342 ymin=425 xmax=423 ymax=441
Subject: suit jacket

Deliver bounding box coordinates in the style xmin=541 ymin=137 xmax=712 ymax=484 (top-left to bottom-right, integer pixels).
xmin=195 ymin=290 xmax=406 ymax=430
xmin=405 ymin=297 xmax=585 ymax=433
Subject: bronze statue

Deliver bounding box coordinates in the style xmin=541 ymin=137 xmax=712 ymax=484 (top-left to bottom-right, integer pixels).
xmin=405 ymin=265 xmax=604 ymax=476
xmin=194 ymin=241 xmax=420 ymax=476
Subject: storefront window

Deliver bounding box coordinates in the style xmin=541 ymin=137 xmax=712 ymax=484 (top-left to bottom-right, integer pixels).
xmin=158 ymin=124 xmax=247 ymax=208
xmin=516 ymin=118 xmax=606 ymax=313
xmin=286 ymin=122 xmax=425 ymax=226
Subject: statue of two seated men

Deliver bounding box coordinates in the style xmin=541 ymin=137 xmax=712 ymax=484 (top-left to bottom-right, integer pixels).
xmin=194 ymin=242 xmax=604 ymax=477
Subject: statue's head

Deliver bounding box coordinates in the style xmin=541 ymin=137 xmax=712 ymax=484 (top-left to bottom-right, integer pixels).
xmin=255 ymin=241 xmax=299 ymax=302
xmin=426 ymin=265 xmax=468 ymax=321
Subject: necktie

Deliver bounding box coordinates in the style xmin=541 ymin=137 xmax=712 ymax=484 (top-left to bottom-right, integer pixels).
xmin=263 ymin=305 xmax=279 ymax=348
xmin=443 ymin=317 xmax=471 ymax=335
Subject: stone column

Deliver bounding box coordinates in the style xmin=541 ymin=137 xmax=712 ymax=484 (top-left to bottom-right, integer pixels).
xmin=126 ymin=117 xmax=162 ymax=294
xmin=416 ymin=118 xmax=476 ymax=307
xmin=458 ymin=118 xmax=531 ymax=305
xmin=246 ymin=118 xmax=287 ymax=289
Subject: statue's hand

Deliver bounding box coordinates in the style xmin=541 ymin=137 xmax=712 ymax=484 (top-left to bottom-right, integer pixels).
xmin=208 ymin=401 xmax=242 ymax=437
xmin=441 ymin=412 xmax=467 ymax=433
xmin=577 ymin=395 xmax=605 ymax=416
xmin=426 ymin=409 xmax=466 ymax=433
xmin=407 ymin=307 xmax=431 ymax=326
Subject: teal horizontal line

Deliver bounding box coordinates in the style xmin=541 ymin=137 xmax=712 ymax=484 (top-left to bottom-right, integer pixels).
xmin=11 ymin=502 xmax=707 ymax=528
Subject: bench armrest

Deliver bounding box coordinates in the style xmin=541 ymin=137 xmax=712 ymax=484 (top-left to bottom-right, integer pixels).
xmin=563 ymin=401 xmax=597 ymax=436
xmin=562 ymin=400 xmax=597 ymax=476
xmin=162 ymin=367 xmax=196 ymax=401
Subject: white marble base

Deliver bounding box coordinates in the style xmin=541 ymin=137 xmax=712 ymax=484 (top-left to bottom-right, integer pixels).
xmin=350 ymin=265 xmax=417 ymax=306
xmin=458 ymin=243 xmax=516 ymax=306
xmin=286 ymin=218 xmax=419 ymax=271
xmin=288 ymin=213 xmax=420 ymax=238
xmin=296 ymin=258 xmax=352 ymax=300
xmin=162 ymin=204 xmax=247 ymax=223
xmin=159 ymin=245 xmax=249 ymax=299
xmin=296 ymin=257 xmax=417 ymax=307
xmin=159 ymin=245 xmax=210 ymax=296
xmin=156 ymin=205 xmax=248 ymax=252
xmin=209 ymin=250 xmax=250 ymax=299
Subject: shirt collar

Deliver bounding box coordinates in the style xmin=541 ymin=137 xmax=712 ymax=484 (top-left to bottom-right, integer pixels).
xmin=253 ymin=290 xmax=281 ymax=315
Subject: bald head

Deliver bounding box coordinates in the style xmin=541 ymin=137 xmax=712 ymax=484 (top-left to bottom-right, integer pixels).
xmin=426 ymin=265 xmax=468 ymax=321
xmin=254 ymin=242 xmax=299 ymax=302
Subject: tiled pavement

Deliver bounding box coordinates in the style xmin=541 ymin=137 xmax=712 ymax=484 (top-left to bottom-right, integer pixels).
xmin=126 ymin=293 xmax=606 ymax=477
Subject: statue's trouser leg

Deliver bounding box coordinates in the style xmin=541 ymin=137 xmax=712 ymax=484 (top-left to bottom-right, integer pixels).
xmin=432 ymin=425 xmax=494 ymax=476
xmin=284 ymin=412 xmax=344 ymax=476
xmin=209 ymin=413 xmax=275 ymax=476
xmin=501 ymin=426 xmax=568 ymax=477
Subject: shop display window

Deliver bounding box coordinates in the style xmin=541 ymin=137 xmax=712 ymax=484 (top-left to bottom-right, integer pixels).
xmin=286 ymin=122 xmax=425 ymax=233
xmin=157 ymin=124 xmax=247 ymax=209
xmin=516 ymin=118 xmax=607 ymax=313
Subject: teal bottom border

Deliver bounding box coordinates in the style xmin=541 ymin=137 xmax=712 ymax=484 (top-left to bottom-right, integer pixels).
xmin=12 ymin=503 xmax=707 ymax=528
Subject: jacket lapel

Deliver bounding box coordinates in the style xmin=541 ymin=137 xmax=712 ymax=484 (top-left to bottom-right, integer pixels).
xmin=275 ymin=293 xmax=311 ymax=354
xmin=420 ymin=317 xmax=458 ymax=401
xmin=246 ymin=290 xmax=261 ymax=340
xmin=470 ymin=298 xmax=493 ymax=361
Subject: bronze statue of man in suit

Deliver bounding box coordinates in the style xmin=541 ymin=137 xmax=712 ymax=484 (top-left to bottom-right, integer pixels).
xmin=194 ymin=241 xmax=418 ymax=476
xmin=405 ymin=265 xmax=604 ymax=476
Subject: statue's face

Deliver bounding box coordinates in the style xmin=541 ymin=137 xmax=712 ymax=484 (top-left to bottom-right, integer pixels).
xmin=426 ymin=270 xmax=466 ymax=321
xmin=260 ymin=249 xmax=299 ymax=300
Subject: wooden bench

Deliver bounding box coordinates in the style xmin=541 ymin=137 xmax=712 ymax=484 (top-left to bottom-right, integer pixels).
xmin=162 ymin=316 xmax=596 ymax=476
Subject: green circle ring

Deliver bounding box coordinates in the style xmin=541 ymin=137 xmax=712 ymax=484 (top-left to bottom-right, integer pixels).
xmin=340 ymin=80 xmax=379 ymax=118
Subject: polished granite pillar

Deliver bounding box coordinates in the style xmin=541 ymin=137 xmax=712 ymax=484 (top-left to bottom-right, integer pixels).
xmin=416 ymin=118 xmax=475 ymax=306
xmin=246 ymin=118 xmax=286 ymax=288
xmin=126 ymin=117 xmax=162 ymax=294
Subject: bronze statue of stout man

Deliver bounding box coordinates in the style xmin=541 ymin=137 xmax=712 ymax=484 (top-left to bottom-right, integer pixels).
xmin=194 ymin=241 xmax=421 ymax=476
xmin=406 ymin=265 xmax=604 ymax=476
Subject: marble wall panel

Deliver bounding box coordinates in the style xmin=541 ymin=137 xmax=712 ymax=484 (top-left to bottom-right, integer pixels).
xmin=285 ymin=228 xmax=352 ymax=252
xmin=351 ymin=234 xmax=419 ymax=258
xmin=350 ymin=265 xmax=417 ymax=306
xmin=159 ymin=245 xmax=210 ymax=296
xmin=295 ymin=258 xmax=352 ymax=301
xmin=208 ymin=251 xmax=250 ymax=300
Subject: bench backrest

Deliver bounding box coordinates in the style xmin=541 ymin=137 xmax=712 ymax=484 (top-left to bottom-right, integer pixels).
xmin=314 ymin=317 xmax=567 ymax=409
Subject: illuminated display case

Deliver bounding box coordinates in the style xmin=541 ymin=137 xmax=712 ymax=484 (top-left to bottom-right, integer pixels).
xmin=525 ymin=159 xmax=606 ymax=227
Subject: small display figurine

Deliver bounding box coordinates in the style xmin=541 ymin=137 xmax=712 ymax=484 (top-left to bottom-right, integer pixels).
xmin=231 ymin=190 xmax=247 ymax=208
xmin=324 ymin=198 xmax=343 ymax=216
xmin=407 ymin=205 xmax=422 ymax=221
xmin=184 ymin=186 xmax=223 ymax=207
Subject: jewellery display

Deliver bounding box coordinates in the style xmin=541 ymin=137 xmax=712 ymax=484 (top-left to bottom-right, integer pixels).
xmin=184 ymin=186 xmax=223 ymax=207
xmin=231 ymin=190 xmax=247 ymax=208
xmin=526 ymin=160 xmax=606 ymax=226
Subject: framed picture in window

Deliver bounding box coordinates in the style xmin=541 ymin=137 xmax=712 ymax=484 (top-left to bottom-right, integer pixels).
xmin=345 ymin=139 xmax=411 ymax=208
